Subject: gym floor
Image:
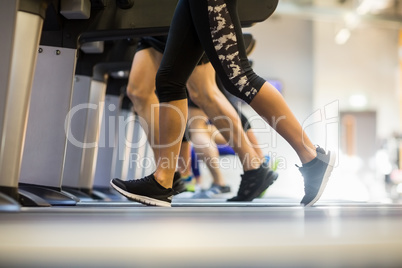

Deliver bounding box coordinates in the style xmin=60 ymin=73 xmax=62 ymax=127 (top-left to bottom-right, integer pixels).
xmin=1 ymin=198 xmax=401 ymax=268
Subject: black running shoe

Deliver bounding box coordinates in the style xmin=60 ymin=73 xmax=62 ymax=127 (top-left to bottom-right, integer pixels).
xmin=172 ymin=171 xmax=187 ymax=194
xmin=110 ymin=174 xmax=174 ymax=207
xmin=227 ymin=162 xmax=278 ymax=202
xmin=298 ymin=146 xmax=336 ymax=207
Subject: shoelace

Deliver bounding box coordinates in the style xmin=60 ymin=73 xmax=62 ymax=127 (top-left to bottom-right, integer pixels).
xmin=126 ymin=176 xmax=152 ymax=185
xmin=295 ymin=145 xmax=325 ymax=170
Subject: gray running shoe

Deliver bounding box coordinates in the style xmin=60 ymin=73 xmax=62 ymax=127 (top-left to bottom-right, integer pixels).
xmin=298 ymin=146 xmax=336 ymax=207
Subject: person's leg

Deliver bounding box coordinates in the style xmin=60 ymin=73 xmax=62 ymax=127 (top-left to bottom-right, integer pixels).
xmin=127 ymin=44 xmax=188 ymax=194
xmin=209 ymin=114 xmax=265 ymax=162
xmin=250 ymin=83 xmax=316 ymax=163
xmin=111 ymin=0 xmax=207 ymax=205
xmin=188 ymin=108 xmax=232 ymax=198
xmin=190 ymin=146 xmax=202 ymax=188
xmin=187 ymin=62 xmax=277 ymax=201
xmin=245 ymin=129 xmax=264 ymax=160
xmin=178 ymin=140 xmax=192 ymax=178
xmin=112 ymin=0 xmax=334 ymax=206
xmin=189 ymin=0 xmax=335 ymax=206
xmin=152 ymin=0 xmax=207 ymax=189
xmin=235 ymin=109 xmax=265 ymax=160
xmin=188 ymin=107 xmax=226 ymax=187
xmin=187 ymin=0 xmax=315 ymax=163
xmin=112 ymin=0 xmax=276 ymax=205
xmin=187 ymin=63 xmax=261 ymax=171
xmin=112 ymin=0 xmax=206 ymax=206
xmin=126 ymin=48 xmax=163 ymax=161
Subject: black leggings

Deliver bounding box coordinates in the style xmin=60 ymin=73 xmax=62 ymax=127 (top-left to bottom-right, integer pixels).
xmin=156 ymin=0 xmax=266 ymax=104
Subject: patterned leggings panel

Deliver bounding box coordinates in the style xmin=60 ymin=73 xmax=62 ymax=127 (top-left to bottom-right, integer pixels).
xmin=155 ymin=0 xmax=266 ymax=104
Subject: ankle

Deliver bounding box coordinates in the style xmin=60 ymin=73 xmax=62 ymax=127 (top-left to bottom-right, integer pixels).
xmin=153 ymin=172 xmax=174 ymax=189
xmin=213 ymin=180 xmax=225 ymax=187
xmin=242 ymin=157 xmax=263 ymax=172
xmin=300 ymin=147 xmax=317 ymax=164
xmin=180 ymin=172 xmax=192 ymax=178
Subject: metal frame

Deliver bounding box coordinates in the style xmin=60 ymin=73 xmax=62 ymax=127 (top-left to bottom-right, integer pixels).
xmin=19 ymin=45 xmax=78 ymax=206
xmin=0 ymin=0 xmax=45 ymax=209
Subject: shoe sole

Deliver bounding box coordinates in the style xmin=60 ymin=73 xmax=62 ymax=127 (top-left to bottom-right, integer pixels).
xmin=303 ymin=151 xmax=336 ymax=207
xmin=110 ymin=180 xmax=171 ymax=207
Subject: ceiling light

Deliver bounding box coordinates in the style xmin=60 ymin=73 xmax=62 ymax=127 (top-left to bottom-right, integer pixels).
xmin=344 ymin=13 xmax=360 ymax=29
xmin=356 ymin=0 xmax=393 ymax=15
xmin=335 ymin=28 xmax=351 ymax=45
xmin=357 ymin=0 xmax=376 ymax=15
xmin=110 ymin=70 xmax=129 ymax=79
xmin=349 ymin=94 xmax=368 ymax=108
